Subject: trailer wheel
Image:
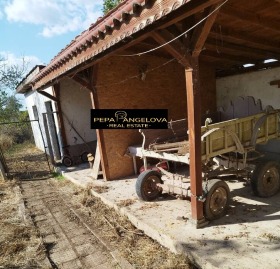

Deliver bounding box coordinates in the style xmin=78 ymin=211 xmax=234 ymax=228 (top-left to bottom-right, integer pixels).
xmin=251 ymin=161 xmax=280 ymax=197
xmin=62 ymin=156 xmax=73 ymax=167
xmin=136 ymin=170 xmax=162 ymax=201
xmin=203 ymin=179 xmax=230 ymax=220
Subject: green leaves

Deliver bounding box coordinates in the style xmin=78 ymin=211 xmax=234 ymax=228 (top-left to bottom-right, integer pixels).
xmin=102 ymin=0 xmax=122 ymax=14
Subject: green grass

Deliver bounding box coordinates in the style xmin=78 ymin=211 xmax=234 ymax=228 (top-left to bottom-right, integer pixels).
xmin=52 ymin=172 xmax=65 ymax=181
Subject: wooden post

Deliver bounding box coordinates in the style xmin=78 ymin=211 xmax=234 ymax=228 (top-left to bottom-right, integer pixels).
xmin=185 ymin=58 xmax=207 ymax=227
xmin=89 ymin=91 xmax=110 ymax=180
xmin=89 ymin=65 xmax=110 ymax=180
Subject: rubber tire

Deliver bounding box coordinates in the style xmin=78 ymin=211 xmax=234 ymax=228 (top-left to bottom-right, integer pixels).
xmin=136 ymin=170 xmax=162 ymax=201
xmin=62 ymin=156 xmax=73 ymax=167
xmin=203 ymin=179 xmax=230 ymax=221
xmin=251 ymin=161 xmax=280 ymax=197
xmin=80 ymin=151 xmax=89 ymax=163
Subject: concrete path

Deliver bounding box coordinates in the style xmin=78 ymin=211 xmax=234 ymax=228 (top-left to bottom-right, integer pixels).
xmin=62 ymin=164 xmax=280 ymax=269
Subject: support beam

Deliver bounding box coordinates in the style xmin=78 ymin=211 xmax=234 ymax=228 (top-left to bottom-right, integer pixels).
xmin=36 ymin=90 xmax=58 ymax=102
xmin=152 ymin=30 xmax=192 ymax=68
xmin=190 ymin=4 xmax=221 ymax=57
xmin=88 ymin=65 xmax=110 ymax=180
xmin=70 ymin=73 xmax=92 ymax=91
xmin=185 ymin=58 xmax=206 ymax=227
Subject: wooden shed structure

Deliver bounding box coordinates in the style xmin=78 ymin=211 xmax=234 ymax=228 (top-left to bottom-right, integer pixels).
xmin=31 ymin=0 xmax=280 ymax=225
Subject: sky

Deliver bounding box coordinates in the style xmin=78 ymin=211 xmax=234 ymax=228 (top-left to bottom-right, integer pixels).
xmin=0 ymin=0 xmax=103 ymax=70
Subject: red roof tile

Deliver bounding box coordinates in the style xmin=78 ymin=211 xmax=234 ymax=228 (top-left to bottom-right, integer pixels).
xmin=33 ymin=0 xmax=191 ymax=89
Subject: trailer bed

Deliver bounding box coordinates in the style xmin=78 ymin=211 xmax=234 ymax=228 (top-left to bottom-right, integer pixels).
xmin=127 ymin=110 xmax=280 ymax=172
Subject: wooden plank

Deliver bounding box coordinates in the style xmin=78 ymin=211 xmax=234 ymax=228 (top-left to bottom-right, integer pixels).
xmin=151 ymin=141 xmax=189 ymax=150
xmin=42 ymin=113 xmax=55 ymax=165
xmin=127 ymin=146 xmax=190 ymax=164
xmin=185 ymin=58 xmax=204 ymax=222
xmin=92 ymin=142 xmax=101 ymax=179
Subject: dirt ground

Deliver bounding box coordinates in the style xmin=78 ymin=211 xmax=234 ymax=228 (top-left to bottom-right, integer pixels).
xmin=0 ymin=179 xmax=50 ymax=268
xmin=0 ymin=143 xmax=195 ymax=269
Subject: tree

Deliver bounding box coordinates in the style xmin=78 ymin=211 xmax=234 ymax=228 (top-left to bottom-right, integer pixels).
xmin=103 ymin=0 xmax=122 ymax=14
xmin=0 ymin=57 xmax=27 ymax=122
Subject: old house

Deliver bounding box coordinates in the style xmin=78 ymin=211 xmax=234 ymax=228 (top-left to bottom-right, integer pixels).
xmin=17 ymin=66 xmax=97 ymax=166
xmin=19 ymin=0 xmax=280 ymax=225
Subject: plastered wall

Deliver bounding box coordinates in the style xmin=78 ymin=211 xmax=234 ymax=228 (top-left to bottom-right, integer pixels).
xmin=24 ymin=87 xmax=61 ymax=156
xmin=216 ymin=67 xmax=280 ymax=110
xmin=95 ymin=55 xmax=216 ymax=180
xmin=59 ymin=78 xmax=97 ymax=147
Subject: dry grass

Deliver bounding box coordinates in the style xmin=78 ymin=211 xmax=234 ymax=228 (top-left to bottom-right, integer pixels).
xmin=92 ymin=185 xmax=109 ymax=193
xmin=0 ymin=134 xmax=13 ymax=151
xmin=261 ymin=233 xmax=280 ymax=242
xmin=117 ymin=198 xmax=136 ymax=207
xmin=53 ymin=179 xmax=195 ymax=269
xmin=0 ymin=179 xmax=49 ymax=268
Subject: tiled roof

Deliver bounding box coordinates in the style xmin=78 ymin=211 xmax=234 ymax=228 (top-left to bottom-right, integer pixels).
xmin=33 ymin=0 xmax=190 ymax=89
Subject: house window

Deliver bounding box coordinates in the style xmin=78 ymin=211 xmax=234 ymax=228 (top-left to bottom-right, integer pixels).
xmin=32 ymin=105 xmax=39 ymax=120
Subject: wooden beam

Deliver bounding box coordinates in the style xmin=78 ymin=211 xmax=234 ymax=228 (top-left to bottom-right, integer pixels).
xmin=209 ymin=26 xmax=280 ymax=54
xmin=36 ymin=90 xmax=58 ymax=102
xmin=220 ymin=4 xmax=280 ymax=33
xmin=70 ymin=73 xmax=92 ymax=91
xmin=190 ymin=4 xmax=221 ymax=57
xmin=53 ymin=84 xmax=69 ymax=156
xmin=202 ymin=50 xmax=254 ymax=64
xmin=88 ymin=65 xmax=110 ymax=180
xmin=205 ymin=38 xmax=280 ymax=60
xmin=185 ymin=58 xmax=205 ymax=226
xmin=152 ymin=30 xmax=192 ymax=68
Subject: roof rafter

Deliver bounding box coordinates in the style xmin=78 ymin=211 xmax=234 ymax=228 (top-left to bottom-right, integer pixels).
xmin=209 ymin=25 xmax=280 ymax=54
xmin=190 ymin=2 xmax=222 ymax=57
xmin=159 ymin=0 xmax=224 ymax=29
xmin=205 ymin=38 xmax=280 ymax=60
xmin=220 ymin=4 xmax=280 ymax=33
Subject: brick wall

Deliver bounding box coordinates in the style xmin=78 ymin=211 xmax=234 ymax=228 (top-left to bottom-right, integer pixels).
xmin=95 ymin=55 xmax=216 ymax=180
